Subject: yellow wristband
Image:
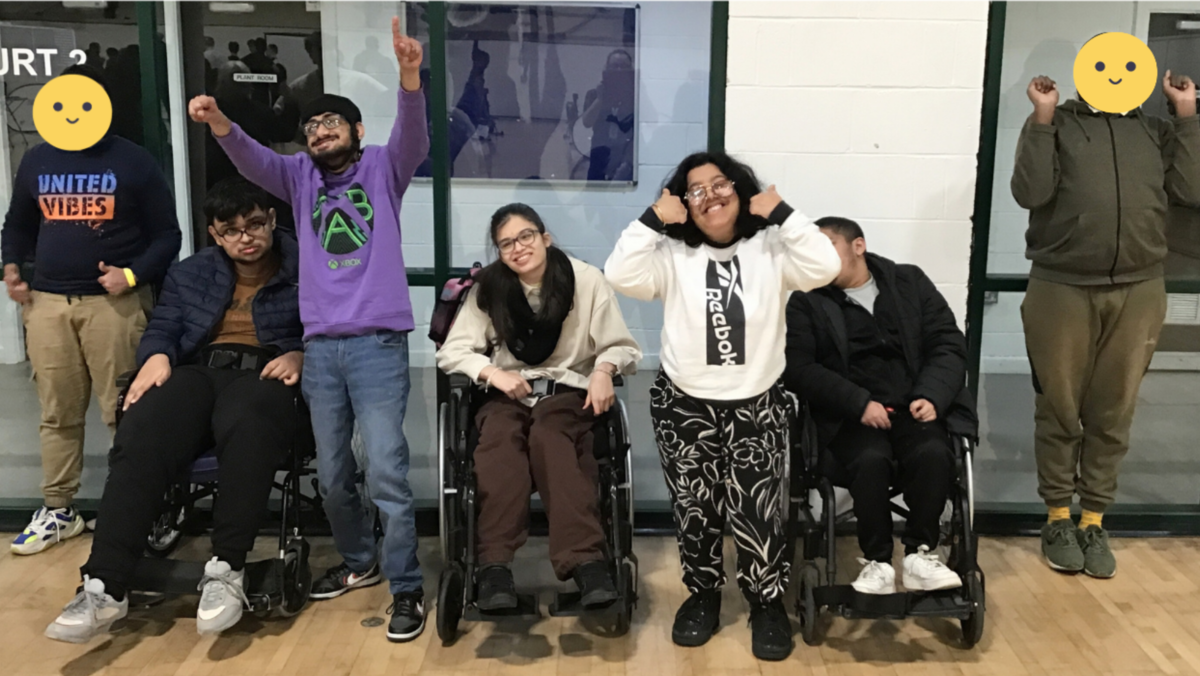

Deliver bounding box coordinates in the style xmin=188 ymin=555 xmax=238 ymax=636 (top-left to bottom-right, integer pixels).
xmin=123 ymin=268 xmax=137 ymax=288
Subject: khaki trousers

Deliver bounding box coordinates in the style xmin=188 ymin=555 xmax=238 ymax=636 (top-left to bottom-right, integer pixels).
xmin=23 ymin=290 xmax=147 ymax=508
xmin=1021 ymin=276 xmax=1166 ymax=513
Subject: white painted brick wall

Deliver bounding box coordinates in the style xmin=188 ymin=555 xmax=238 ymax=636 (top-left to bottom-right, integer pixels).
xmin=726 ymin=1 xmax=990 ymax=329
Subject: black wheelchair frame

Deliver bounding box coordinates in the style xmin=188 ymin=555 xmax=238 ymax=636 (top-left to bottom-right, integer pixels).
xmin=435 ymin=373 xmax=638 ymax=644
xmin=111 ymin=370 xmax=317 ymax=618
xmin=787 ymin=404 xmax=985 ymax=648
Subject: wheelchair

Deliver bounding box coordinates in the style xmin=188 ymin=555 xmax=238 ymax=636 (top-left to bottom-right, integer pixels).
xmin=110 ymin=368 xmax=317 ymax=619
xmin=787 ymin=404 xmax=985 ymax=648
xmin=435 ymin=373 xmax=638 ymax=644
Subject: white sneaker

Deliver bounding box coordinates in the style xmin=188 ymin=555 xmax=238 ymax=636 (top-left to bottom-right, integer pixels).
xmin=851 ymin=559 xmax=896 ymax=595
xmin=45 ymin=576 xmax=129 ymax=643
xmin=12 ymin=506 xmax=86 ymax=555
xmin=902 ymin=545 xmax=962 ymax=591
xmin=196 ymin=558 xmax=248 ymax=635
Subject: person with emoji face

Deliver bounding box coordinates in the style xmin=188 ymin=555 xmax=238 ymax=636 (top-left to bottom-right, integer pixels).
xmin=1011 ymin=32 xmax=1200 ymax=580
xmin=1 ymin=64 xmax=181 ymax=558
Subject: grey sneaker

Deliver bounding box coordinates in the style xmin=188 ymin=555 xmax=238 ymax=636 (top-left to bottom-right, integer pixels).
xmin=1078 ymin=525 xmax=1117 ymax=579
xmin=196 ymin=558 xmax=248 ymax=635
xmin=1041 ymin=519 xmax=1084 ymax=573
xmin=45 ymin=576 xmax=128 ymax=643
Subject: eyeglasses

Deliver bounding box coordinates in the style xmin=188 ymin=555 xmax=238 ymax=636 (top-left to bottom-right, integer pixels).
xmin=497 ymin=228 xmax=539 ymax=254
xmin=685 ymin=178 xmax=735 ymax=205
xmin=302 ymin=116 xmax=345 ymax=137
xmin=216 ymin=221 xmax=268 ymax=242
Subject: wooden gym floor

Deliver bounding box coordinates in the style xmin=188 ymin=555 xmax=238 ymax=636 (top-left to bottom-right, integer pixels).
xmin=2 ymin=533 xmax=1199 ymax=676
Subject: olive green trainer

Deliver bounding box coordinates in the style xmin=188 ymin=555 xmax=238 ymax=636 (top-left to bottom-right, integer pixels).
xmin=1078 ymin=525 xmax=1116 ymax=579
xmin=1041 ymin=519 xmax=1084 ymax=573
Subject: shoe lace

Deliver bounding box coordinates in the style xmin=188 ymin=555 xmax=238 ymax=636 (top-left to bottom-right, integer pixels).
xmin=324 ymin=562 xmax=353 ymax=583
xmin=30 ymin=507 xmax=67 ymax=543
xmin=198 ymin=570 xmax=250 ymax=610
xmin=1079 ymin=527 xmax=1107 ymax=550
xmin=63 ymin=577 xmax=102 ymax=622
xmin=911 ymin=545 xmax=944 ymax=572
xmin=749 ymin=599 xmax=787 ymax=629
xmin=1046 ymin=522 xmax=1077 ymax=546
xmin=856 ymin=558 xmax=890 ymax=581
xmin=386 ymin=593 xmax=422 ymax=617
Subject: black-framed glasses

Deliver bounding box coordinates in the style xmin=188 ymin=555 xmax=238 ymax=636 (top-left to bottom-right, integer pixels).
xmin=302 ymin=116 xmax=345 ymax=137
xmin=497 ymin=228 xmax=539 ymax=254
xmin=216 ymin=221 xmax=268 ymax=242
xmin=685 ymin=178 xmax=735 ymax=205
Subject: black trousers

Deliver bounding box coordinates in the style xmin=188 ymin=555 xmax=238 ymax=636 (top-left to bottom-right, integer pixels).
xmin=651 ymin=370 xmax=792 ymax=603
xmin=83 ymin=365 xmax=297 ymax=593
xmin=828 ymin=412 xmax=953 ymax=563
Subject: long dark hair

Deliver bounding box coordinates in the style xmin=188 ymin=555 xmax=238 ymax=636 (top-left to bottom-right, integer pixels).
xmin=661 ymin=151 xmax=771 ymax=247
xmin=475 ymin=203 xmax=575 ymax=348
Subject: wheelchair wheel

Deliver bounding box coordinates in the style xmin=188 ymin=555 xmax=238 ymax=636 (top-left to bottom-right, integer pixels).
xmin=614 ymin=561 xmax=635 ymax=636
xmin=960 ymin=567 xmax=985 ymax=648
xmin=437 ymin=563 xmax=465 ymax=645
xmin=797 ymin=563 xmax=819 ymax=646
xmin=277 ymin=538 xmax=312 ymax=618
xmin=145 ymin=501 xmax=187 ymax=558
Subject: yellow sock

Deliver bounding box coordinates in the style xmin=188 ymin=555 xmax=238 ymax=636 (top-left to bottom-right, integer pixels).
xmin=1048 ymin=506 xmax=1072 ymax=523
xmin=1079 ymin=510 xmax=1103 ymax=529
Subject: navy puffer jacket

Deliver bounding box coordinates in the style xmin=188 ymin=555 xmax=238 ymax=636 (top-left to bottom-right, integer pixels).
xmin=136 ymin=235 xmax=302 ymax=366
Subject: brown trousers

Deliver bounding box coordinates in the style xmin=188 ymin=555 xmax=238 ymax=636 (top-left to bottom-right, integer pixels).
xmin=23 ymin=290 xmax=147 ymax=508
xmin=474 ymin=390 xmax=605 ymax=580
xmin=1022 ymin=276 xmax=1166 ymax=513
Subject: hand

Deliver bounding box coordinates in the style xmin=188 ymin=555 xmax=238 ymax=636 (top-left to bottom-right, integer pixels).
xmin=187 ymin=95 xmax=232 ymax=137
xmin=653 ymin=188 xmax=688 ymax=225
xmin=1163 ymin=70 xmax=1197 ymax=118
xmin=97 ymin=262 xmax=130 ymax=295
xmin=393 ymin=17 xmax=423 ymax=91
xmin=488 ymin=369 xmax=532 ymax=400
xmin=909 ymin=398 xmax=938 ymax=423
xmin=749 ymin=184 xmax=783 ymax=219
xmin=584 ymin=368 xmax=616 ymax=416
xmin=261 ymin=350 xmax=303 ymax=386
xmin=124 ymin=354 xmax=171 ymax=410
xmin=1027 ymin=76 xmax=1058 ymax=124
xmin=861 ymin=401 xmax=892 ymax=430
xmin=3 ymin=263 xmax=30 ymax=305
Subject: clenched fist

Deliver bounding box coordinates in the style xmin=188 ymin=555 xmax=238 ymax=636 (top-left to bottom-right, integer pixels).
xmin=749 ymin=185 xmax=783 ymax=220
xmin=188 ymin=95 xmax=232 ymax=137
xmin=652 ymin=189 xmax=688 ymax=225
xmin=1163 ymin=69 xmax=1197 ymax=118
xmin=1027 ymin=76 xmax=1059 ymax=125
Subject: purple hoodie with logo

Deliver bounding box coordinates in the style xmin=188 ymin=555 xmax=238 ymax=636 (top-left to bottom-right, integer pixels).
xmin=216 ymin=88 xmax=429 ymax=339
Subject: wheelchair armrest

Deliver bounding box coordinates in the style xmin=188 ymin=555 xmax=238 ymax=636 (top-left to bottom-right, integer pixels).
xmin=612 ymin=375 xmax=624 ymax=387
xmin=953 ymin=434 xmax=975 ymax=458
xmin=448 ymin=373 xmax=473 ymax=392
xmin=116 ymin=369 xmax=138 ymax=390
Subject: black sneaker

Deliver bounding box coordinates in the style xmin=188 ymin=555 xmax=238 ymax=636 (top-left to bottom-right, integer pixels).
xmin=476 ymin=564 xmax=518 ymax=611
xmin=749 ymin=598 xmax=794 ymax=661
xmin=573 ymin=560 xmax=619 ymax=608
xmin=386 ymin=591 xmax=425 ymax=643
xmin=671 ymin=589 xmax=721 ymax=647
xmin=309 ymin=561 xmax=382 ymax=600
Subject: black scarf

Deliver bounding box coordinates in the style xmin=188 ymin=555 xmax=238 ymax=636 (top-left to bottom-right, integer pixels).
xmin=503 ymin=248 xmax=575 ymax=365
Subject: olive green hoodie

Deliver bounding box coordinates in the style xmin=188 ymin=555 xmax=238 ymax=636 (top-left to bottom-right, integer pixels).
xmin=1011 ymin=98 xmax=1200 ymax=285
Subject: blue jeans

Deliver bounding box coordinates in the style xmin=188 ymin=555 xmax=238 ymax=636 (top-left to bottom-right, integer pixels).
xmin=302 ymin=330 xmax=422 ymax=594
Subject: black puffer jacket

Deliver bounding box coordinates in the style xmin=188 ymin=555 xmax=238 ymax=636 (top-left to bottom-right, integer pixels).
xmin=784 ymin=253 xmax=977 ymax=447
xmin=135 ymin=234 xmax=302 ymax=366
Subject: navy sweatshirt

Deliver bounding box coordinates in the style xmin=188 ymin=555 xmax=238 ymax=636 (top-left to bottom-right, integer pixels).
xmin=0 ymin=137 xmax=182 ymax=295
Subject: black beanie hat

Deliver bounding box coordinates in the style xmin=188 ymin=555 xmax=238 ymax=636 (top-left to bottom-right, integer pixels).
xmin=301 ymin=94 xmax=362 ymax=127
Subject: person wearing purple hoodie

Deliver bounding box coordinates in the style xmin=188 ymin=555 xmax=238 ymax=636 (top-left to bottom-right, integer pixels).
xmin=187 ymin=18 xmax=430 ymax=642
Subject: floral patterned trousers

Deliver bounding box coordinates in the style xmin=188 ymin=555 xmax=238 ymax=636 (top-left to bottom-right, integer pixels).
xmin=650 ymin=369 xmax=792 ymax=602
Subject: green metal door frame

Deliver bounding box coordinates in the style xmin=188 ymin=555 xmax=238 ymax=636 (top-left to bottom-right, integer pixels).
xmin=708 ymin=1 xmax=728 ymax=153
xmin=135 ymin=2 xmax=168 ymax=171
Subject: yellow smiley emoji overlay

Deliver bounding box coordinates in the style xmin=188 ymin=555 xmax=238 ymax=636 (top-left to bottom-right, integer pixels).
xmin=1074 ymin=32 xmax=1158 ymax=114
xmin=32 ymin=74 xmax=113 ymax=151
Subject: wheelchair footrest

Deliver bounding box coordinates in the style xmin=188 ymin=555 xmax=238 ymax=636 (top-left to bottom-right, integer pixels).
xmin=128 ymin=556 xmax=283 ymax=612
xmin=547 ymin=591 xmax=618 ymax=617
xmin=464 ymin=592 xmax=541 ymax=622
xmin=813 ymin=585 xmax=971 ymax=620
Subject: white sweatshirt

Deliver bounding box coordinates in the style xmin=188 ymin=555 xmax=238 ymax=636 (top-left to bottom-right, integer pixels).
xmin=604 ymin=204 xmax=841 ymax=401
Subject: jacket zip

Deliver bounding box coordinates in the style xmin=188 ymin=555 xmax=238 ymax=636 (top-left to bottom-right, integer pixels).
xmin=1105 ymin=117 xmax=1121 ymax=283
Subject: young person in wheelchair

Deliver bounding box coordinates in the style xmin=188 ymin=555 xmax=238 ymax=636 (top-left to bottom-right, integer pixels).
xmin=45 ymin=178 xmax=304 ymax=643
xmin=436 ymin=203 xmax=641 ymax=612
xmin=784 ymin=217 xmax=975 ymax=596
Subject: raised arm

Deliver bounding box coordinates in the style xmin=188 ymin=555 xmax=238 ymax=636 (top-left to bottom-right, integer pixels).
xmin=190 ymin=95 xmax=297 ymax=201
xmin=387 ymin=16 xmax=431 ymax=189
xmin=1011 ymin=75 xmax=1061 ymax=210
xmin=1162 ymin=71 xmax=1200 ymax=208
xmin=604 ymin=189 xmax=683 ymax=301
xmin=747 ymin=186 xmax=840 ymax=291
